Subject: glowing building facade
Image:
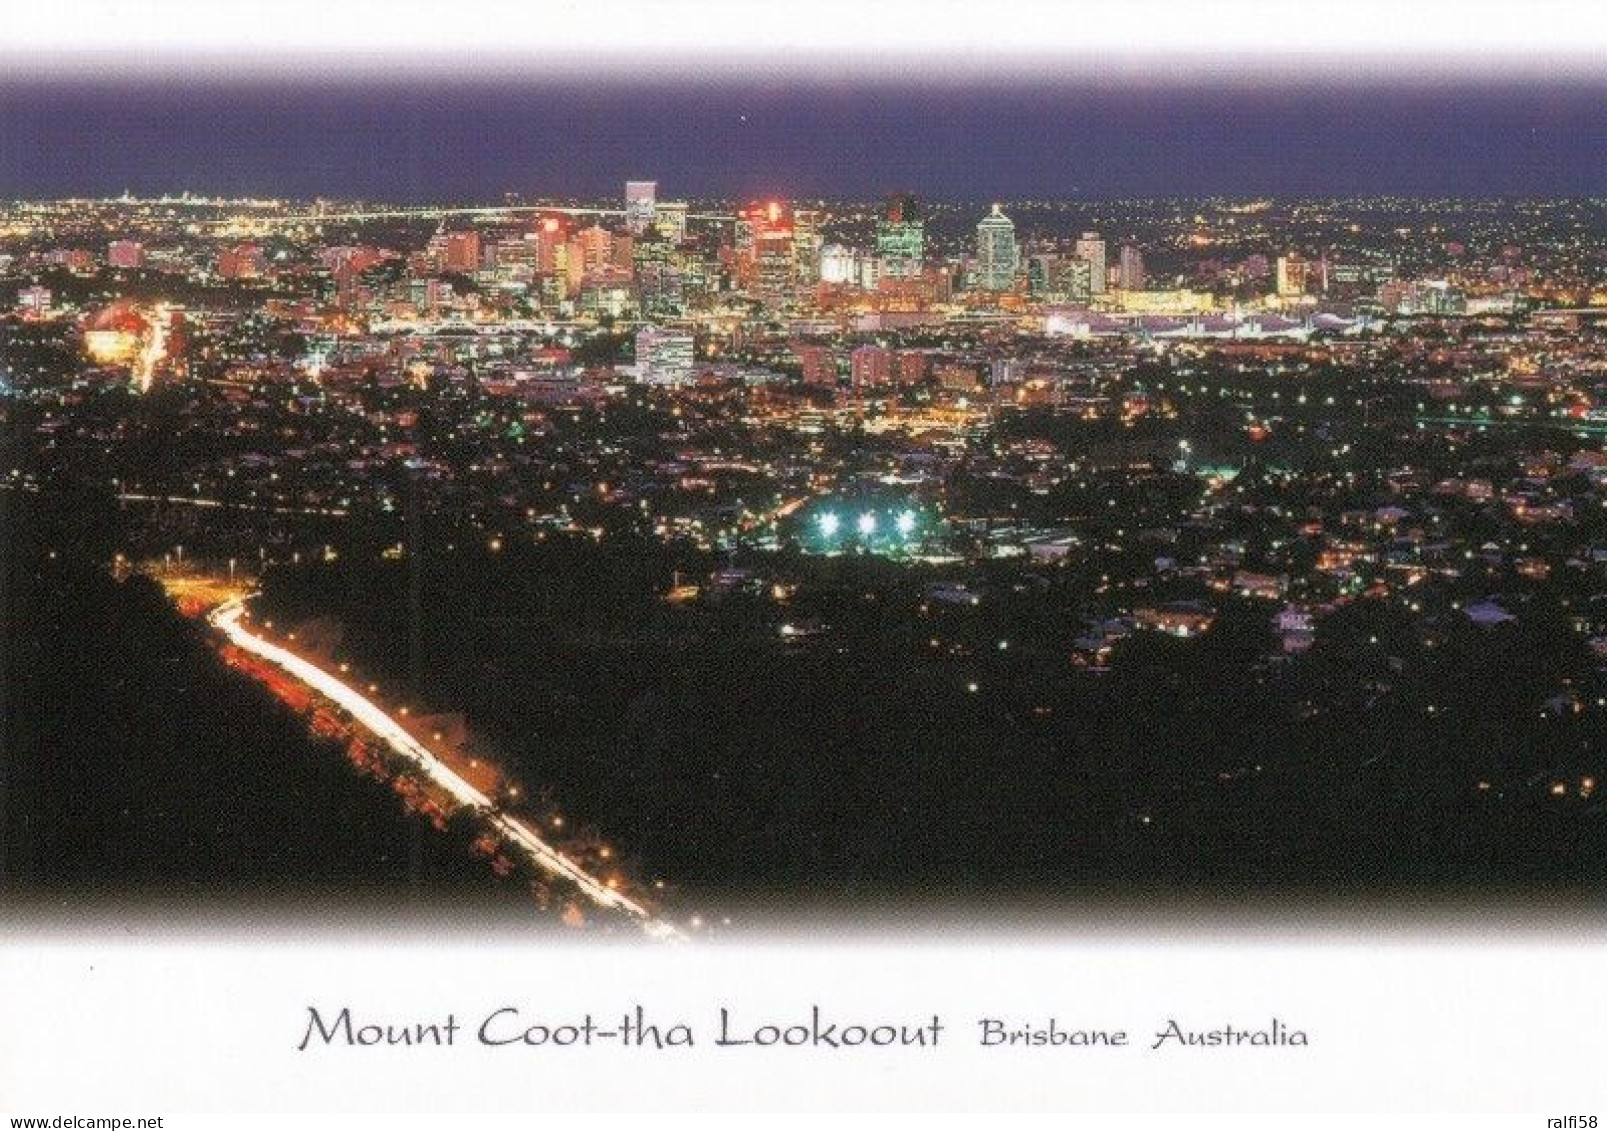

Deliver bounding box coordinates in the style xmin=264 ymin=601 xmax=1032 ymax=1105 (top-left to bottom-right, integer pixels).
xmin=974 ymin=204 xmax=1018 ymax=292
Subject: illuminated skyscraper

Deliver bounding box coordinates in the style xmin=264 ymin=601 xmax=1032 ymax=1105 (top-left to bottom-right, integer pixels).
xmin=1074 ymin=232 xmax=1107 ymax=294
xmin=1118 ymin=244 xmax=1146 ymax=290
xmin=1027 ymin=254 xmax=1058 ymax=296
xmin=653 ymin=201 xmax=688 ymax=243
xmin=609 ymin=231 xmax=636 ymax=274
xmin=625 ymin=181 xmax=657 ymax=235
xmin=974 ymin=204 xmax=1018 ymax=292
xmin=792 ymin=208 xmax=822 ymax=284
xmin=632 ymin=225 xmax=680 ymax=313
xmin=736 ymin=201 xmax=797 ymax=298
xmin=574 ymin=224 xmax=613 ymax=279
xmin=532 ymin=215 xmax=570 ymax=275
xmin=1057 ymin=258 xmax=1094 ymax=303
xmin=1276 ymin=254 xmax=1308 ymax=297
xmin=440 ymin=230 xmax=482 ymax=274
xmin=819 ymin=243 xmax=859 ymax=285
xmin=875 ymin=193 xmax=925 ymax=278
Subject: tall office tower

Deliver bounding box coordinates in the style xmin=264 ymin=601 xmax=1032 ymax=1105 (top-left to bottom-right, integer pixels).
xmin=633 ymin=229 xmax=680 ymax=310
xmin=330 ymin=258 xmax=362 ymax=308
xmin=490 ymin=235 xmax=537 ymax=282
xmin=819 ymin=243 xmax=859 ymax=285
xmin=974 ymin=204 xmax=1019 ymax=291
xmin=635 ymin=327 xmax=695 ymax=386
xmin=1308 ymin=257 xmax=1330 ymax=294
xmin=736 ymin=201 xmax=797 ymax=298
xmin=632 ymin=228 xmax=673 ymax=271
xmin=563 ymin=241 xmax=586 ymax=295
xmin=1056 ymin=258 xmax=1094 ymax=304
xmin=532 ymin=215 xmax=570 ymax=275
xmin=857 ymin=256 xmax=884 ymax=290
xmin=1074 ymin=232 xmax=1107 ymax=294
xmin=1027 ymin=254 xmax=1059 ymax=296
xmin=1118 ymin=245 xmax=1146 ymax=290
xmin=107 ymin=240 xmax=144 ymax=269
xmin=637 ymin=260 xmax=686 ymax=317
xmin=609 ymin=231 xmax=636 ymax=274
xmin=875 ymin=192 xmax=925 ymax=278
xmin=792 ymin=208 xmax=822 ymax=284
xmin=441 ymin=230 xmax=482 ymax=274
xmin=625 ymin=180 xmax=658 ymax=235
xmin=653 ymin=201 xmax=689 ymax=243
xmin=574 ymin=223 xmax=614 ymax=279
xmin=1275 ymin=254 xmax=1308 ymax=298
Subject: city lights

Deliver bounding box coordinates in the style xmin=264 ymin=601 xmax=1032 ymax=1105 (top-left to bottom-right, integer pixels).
xmin=13 ymin=165 xmax=1607 ymax=969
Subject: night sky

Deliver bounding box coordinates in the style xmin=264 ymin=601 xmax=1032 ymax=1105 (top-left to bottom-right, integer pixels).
xmin=4 ymin=77 xmax=1606 ymax=202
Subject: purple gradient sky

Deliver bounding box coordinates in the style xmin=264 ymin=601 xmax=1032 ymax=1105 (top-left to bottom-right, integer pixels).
xmin=3 ymin=77 xmax=1605 ymax=202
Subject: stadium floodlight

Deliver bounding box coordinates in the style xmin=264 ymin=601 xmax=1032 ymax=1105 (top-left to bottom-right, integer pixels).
xmin=817 ymin=512 xmax=840 ymax=537
xmin=857 ymin=512 xmax=877 ymax=536
xmin=896 ymin=510 xmax=917 ymax=536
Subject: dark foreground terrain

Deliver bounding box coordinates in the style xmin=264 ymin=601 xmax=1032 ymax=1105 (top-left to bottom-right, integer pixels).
xmin=0 ymin=487 xmax=526 ymax=909
xmin=258 ymin=537 xmax=1607 ymax=906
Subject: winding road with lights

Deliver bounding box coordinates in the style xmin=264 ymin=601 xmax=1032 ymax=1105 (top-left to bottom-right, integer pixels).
xmin=208 ymin=594 xmax=682 ymax=940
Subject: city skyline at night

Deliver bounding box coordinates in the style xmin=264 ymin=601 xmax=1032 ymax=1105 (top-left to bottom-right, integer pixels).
xmin=8 ymin=2 xmax=1607 ymax=1116
xmin=7 ymin=178 xmax=1607 ymax=925
xmin=7 ymin=0 xmax=1607 ymax=946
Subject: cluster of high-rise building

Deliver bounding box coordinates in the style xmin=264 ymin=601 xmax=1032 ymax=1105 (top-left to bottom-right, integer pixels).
xmin=14 ymin=185 xmax=1583 ymax=349
xmin=8 ymin=190 xmax=1604 ymax=413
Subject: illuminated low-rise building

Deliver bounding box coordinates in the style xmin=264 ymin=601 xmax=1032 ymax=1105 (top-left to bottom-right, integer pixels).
xmin=636 ymin=327 xmax=696 ymax=386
